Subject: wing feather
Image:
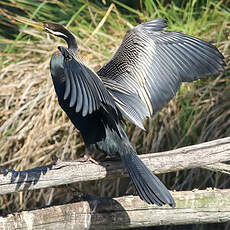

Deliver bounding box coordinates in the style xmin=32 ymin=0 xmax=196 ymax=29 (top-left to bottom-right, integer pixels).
xmin=75 ymin=71 xmax=83 ymax=113
xmin=59 ymin=47 xmax=116 ymax=117
xmin=97 ymin=18 xmax=225 ymax=129
xmin=64 ymin=68 xmax=71 ymax=100
xmin=69 ymin=70 xmax=77 ymax=107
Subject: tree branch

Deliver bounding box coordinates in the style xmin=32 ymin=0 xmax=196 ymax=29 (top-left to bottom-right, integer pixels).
xmin=1 ymin=189 xmax=230 ymax=229
xmin=1 ymin=137 xmax=230 ymax=195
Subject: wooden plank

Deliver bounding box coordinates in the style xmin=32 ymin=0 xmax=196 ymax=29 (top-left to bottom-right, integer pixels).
xmin=1 ymin=189 xmax=230 ymax=230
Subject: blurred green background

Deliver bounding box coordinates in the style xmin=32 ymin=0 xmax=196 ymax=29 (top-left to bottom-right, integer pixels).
xmin=0 ymin=0 xmax=229 ymax=229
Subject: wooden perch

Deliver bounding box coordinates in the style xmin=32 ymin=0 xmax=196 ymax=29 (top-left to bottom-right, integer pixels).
xmin=1 ymin=189 xmax=230 ymax=229
xmin=1 ymin=137 xmax=230 ymax=195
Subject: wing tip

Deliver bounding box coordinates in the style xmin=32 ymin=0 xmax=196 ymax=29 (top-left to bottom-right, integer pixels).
xmin=138 ymin=18 xmax=168 ymax=32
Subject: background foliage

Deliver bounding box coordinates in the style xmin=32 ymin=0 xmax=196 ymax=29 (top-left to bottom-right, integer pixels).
xmin=0 ymin=0 xmax=229 ymax=229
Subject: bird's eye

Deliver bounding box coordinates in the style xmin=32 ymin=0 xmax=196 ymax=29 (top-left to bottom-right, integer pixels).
xmin=64 ymin=55 xmax=72 ymax=62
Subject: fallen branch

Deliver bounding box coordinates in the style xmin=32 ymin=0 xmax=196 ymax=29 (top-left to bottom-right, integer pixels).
xmin=1 ymin=137 xmax=230 ymax=195
xmin=1 ymin=189 xmax=230 ymax=229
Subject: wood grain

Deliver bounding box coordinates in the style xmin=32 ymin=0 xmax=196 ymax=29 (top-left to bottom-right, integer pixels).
xmin=1 ymin=189 xmax=230 ymax=229
xmin=0 ymin=137 xmax=230 ymax=195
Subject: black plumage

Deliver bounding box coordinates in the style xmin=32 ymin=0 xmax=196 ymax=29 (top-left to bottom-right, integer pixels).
xmin=98 ymin=19 xmax=225 ymax=129
xmin=16 ymin=17 xmax=225 ymax=208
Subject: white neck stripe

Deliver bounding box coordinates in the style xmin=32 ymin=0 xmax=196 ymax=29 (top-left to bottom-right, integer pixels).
xmin=45 ymin=28 xmax=68 ymax=38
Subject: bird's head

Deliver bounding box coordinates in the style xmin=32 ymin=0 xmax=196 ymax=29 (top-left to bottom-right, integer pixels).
xmin=16 ymin=16 xmax=77 ymax=49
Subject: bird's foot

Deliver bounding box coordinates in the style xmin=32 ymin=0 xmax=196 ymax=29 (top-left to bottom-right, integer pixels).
xmin=77 ymin=153 xmax=99 ymax=165
xmin=51 ymin=154 xmax=81 ymax=168
xmin=51 ymin=153 xmax=99 ymax=169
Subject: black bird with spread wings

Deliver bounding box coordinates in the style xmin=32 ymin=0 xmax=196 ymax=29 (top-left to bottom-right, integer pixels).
xmin=17 ymin=17 xmax=225 ymax=207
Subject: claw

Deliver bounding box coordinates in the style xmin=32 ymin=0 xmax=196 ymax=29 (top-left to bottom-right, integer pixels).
xmin=78 ymin=153 xmax=99 ymax=165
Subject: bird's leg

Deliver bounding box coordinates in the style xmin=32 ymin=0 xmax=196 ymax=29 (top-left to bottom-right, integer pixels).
xmin=77 ymin=152 xmax=99 ymax=165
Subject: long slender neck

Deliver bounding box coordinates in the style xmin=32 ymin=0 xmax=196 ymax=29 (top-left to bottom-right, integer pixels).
xmin=62 ymin=29 xmax=78 ymax=50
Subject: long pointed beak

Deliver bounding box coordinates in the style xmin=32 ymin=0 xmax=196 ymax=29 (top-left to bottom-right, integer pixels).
xmin=16 ymin=16 xmax=44 ymax=31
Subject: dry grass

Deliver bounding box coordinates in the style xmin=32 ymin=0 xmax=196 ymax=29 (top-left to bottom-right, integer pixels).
xmin=0 ymin=2 xmax=230 ymax=230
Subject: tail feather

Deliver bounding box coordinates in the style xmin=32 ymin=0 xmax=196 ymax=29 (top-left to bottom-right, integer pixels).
xmin=120 ymin=148 xmax=175 ymax=207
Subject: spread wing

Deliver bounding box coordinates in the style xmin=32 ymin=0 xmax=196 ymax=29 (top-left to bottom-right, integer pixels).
xmin=59 ymin=46 xmax=116 ymax=117
xmin=97 ymin=18 xmax=225 ymax=130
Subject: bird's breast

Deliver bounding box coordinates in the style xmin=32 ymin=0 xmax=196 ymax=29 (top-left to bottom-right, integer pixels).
xmin=50 ymin=52 xmax=66 ymax=98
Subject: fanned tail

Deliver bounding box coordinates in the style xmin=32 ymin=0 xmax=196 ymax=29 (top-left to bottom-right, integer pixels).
xmin=120 ymin=147 xmax=175 ymax=207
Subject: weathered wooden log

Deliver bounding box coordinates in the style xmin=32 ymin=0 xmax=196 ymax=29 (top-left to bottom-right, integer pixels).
xmin=1 ymin=189 xmax=230 ymax=230
xmin=0 ymin=137 xmax=230 ymax=195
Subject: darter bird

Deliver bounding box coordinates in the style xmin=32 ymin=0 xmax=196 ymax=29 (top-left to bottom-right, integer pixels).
xmin=16 ymin=17 xmax=225 ymax=208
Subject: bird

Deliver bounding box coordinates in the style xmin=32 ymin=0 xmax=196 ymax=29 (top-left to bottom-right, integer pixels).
xmin=16 ymin=16 xmax=225 ymax=208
